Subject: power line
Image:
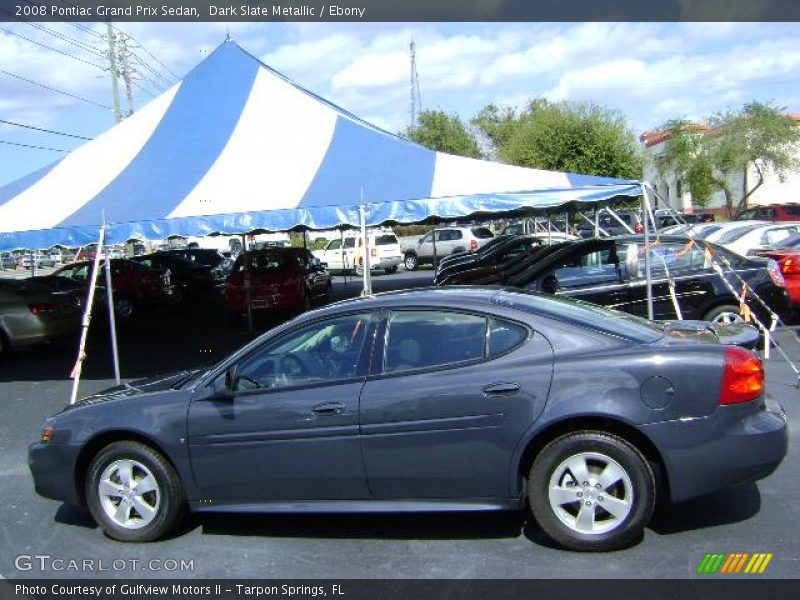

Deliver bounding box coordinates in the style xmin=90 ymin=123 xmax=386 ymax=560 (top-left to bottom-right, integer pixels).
xmin=0 ymin=139 xmax=70 ymax=152
xmin=0 ymin=26 xmax=106 ymax=70
xmin=0 ymin=118 xmax=93 ymax=140
xmin=0 ymin=69 xmax=112 ymax=110
xmin=23 ymin=21 xmax=106 ymax=58
xmin=111 ymin=25 xmax=180 ymax=81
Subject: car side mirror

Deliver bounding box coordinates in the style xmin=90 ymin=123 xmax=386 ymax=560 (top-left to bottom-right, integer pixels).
xmin=207 ymin=368 xmax=235 ymax=400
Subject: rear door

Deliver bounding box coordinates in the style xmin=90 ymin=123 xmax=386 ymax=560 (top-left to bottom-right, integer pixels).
xmin=359 ymin=308 xmax=554 ymax=499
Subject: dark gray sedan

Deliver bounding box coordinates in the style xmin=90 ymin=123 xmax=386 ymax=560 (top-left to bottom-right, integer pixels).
xmin=29 ymin=288 xmax=787 ymax=551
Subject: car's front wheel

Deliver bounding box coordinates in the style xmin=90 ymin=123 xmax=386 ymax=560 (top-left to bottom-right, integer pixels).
xmin=527 ymin=431 xmax=655 ymax=552
xmin=85 ymin=441 xmax=186 ymax=542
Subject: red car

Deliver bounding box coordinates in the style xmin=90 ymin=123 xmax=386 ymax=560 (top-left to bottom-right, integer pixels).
xmin=49 ymin=259 xmax=177 ymax=319
xmin=225 ymin=247 xmax=332 ymax=320
xmin=737 ymin=203 xmax=800 ymax=222
xmin=759 ymin=233 xmax=800 ymax=307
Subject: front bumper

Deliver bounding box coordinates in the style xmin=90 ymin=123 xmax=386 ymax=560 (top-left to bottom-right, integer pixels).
xmin=28 ymin=442 xmax=83 ymax=506
xmin=640 ymin=398 xmax=787 ymax=503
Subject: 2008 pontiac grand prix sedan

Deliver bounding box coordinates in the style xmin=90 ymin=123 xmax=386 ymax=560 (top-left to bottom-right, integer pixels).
xmin=29 ymin=288 xmax=787 ymax=551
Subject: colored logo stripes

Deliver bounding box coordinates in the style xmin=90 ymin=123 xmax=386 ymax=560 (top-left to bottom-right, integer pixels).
xmin=697 ymin=553 xmax=773 ymax=574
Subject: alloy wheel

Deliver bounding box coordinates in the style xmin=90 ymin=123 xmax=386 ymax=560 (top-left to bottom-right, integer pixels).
xmin=711 ymin=311 xmax=745 ymax=326
xmin=98 ymin=459 xmax=161 ymax=530
xmin=115 ymin=298 xmax=135 ymax=318
xmin=547 ymin=452 xmax=634 ymax=535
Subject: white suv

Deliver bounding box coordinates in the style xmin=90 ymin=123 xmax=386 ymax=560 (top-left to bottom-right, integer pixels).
xmin=314 ymin=231 xmax=403 ymax=275
xmin=403 ymin=226 xmax=494 ymax=271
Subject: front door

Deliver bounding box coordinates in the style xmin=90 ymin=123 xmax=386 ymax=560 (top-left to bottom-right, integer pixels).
xmin=359 ymin=309 xmax=553 ymax=500
xmin=188 ymin=312 xmax=376 ymax=504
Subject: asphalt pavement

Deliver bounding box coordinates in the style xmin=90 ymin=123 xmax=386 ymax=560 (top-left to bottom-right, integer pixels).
xmin=1 ymin=268 xmax=798 ymax=579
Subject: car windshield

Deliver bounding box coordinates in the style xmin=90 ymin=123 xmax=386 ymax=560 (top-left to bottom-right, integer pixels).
xmin=495 ymin=289 xmax=664 ymax=343
xmin=375 ymin=235 xmax=398 ymax=246
xmin=238 ymin=253 xmax=293 ymax=273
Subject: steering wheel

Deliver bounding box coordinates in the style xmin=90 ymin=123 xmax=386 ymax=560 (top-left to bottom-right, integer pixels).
xmin=280 ymin=354 xmax=310 ymax=379
xmin=235 ymin=375 xmax=261 ymax=391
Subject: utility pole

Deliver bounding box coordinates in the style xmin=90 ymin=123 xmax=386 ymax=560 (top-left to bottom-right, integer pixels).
xmin=116 ymin=32 xmax=135 ymax=117
xmin=409 ymin=40 xmax=420 ymax=129
xmin=105 ymin=23 xmax=122 ymax=123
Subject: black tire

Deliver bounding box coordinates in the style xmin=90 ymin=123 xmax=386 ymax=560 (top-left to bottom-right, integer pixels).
xmin=702 ymin=304 xmax=745 ymax=326
xmin=85 ymin=441 xmax=186 ymax=542
xmin=404 ymin=253 xmax=418 ymax=271
xmin=303 ymin=290 xmax=312 ymax=311
xmin=323 ymin=282 xmax=333 ymax=304
xmin=113 ymin=295 xmax=136 ymax=320
xmin=384 ymin=266 xmax=398 ymax=275
xmin=0 ymin=328 xmax=9 ymax=358
xmin=527 ymin=431 xmax=655 ymax=552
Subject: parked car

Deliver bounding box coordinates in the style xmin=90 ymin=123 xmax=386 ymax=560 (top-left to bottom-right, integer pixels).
xmin=434 ymin=235 xmax=547 ymax=285
xmin=489 ymin=236 xmax=790 ymax=325
xmin=0 ymin=279 xmax=81 ymax=356
xmin=736 ymin=203 xmax=800 ymax=222
xmin=132 ymin=253 xmax=224 ymax=298
xmin=702 ymin=220 xmax=768 ymax=244
xmin=29 ymin=287 xmax=787 ymax=550
xmin=48 ymin=259 xmax=176 ymax=319
xmin=313 ymin=231 xmax=403 ymax=275
xmin=402 ymin=226 xmax=494 ymax=271
xmin=713 ymin=222 xmax=800 ymax=257
xmin=757 ymin=233 xmax=800 ymax=308
xmin=20 ymin=252 xmax=56 ymax=270
xmin=159 ymin=248 xmax=233 ymax=278
xmin=224 ymin=247 xmax=332 ymax=321
xmin=0 ymin=252 xmax=19 ymax=270
xmin=657 ymin=222 xmax=726 ymax=239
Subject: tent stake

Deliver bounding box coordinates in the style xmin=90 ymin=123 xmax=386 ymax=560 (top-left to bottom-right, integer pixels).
xmin=69 ymin=225 xmax=107 ymax=404
xmin=103 ymin=232 xmax=121 ymax=384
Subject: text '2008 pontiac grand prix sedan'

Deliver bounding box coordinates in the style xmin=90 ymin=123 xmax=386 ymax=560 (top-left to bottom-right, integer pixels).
xmin=29 ymin=288 xmax=787 ymax=551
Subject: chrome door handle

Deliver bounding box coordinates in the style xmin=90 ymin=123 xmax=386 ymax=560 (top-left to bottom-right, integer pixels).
xmin=483 ymin=382 xmax=521 ymax=396
xmin=312 ymin=402 xmax=345 ymax=416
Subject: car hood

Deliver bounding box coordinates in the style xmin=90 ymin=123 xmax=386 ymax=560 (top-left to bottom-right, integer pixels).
xmin=65 ymin=369 xmax=205 ymax=410
xmin=660 ymin=320 xmax=761 ymax=350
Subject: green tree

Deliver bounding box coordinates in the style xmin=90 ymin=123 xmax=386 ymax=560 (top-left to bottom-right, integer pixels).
xmin=402 ymin=110 xmax=482 ymax=158
xmin=656 ymin=101 xmax=800 ymax=215
xmin=472 ymin=99 xmax=642 ymax=180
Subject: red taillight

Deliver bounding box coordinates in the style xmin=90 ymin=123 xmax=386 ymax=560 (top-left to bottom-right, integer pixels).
xmin=719 ymin=347 xmax=764 ymax=405
xmin=634 ymin=223 xmax=644 ymax=234
xmin=470 ymin=239 xmax=478 ymax=251
xmin=28 ymin=303 xmax=55 ymax=315
xmin=781 ymin=257 xmax=800 ymax=276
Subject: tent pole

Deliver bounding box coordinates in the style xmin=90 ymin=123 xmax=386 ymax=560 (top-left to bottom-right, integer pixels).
xmin=242 ymin=234 xmax=253 ymax=334
xmin=642 ymin=184 xmax=654 ymax=320
xmin=359 ymin=203 xmax=372 ymax=295
xmin=432 ymin=226 xmax=438 ymax=271
xmin=103 ymin=233 xmax=121 ymax=384
xmin=594 ymin=209 xmax=600 ymax=238
xmin=605 ymin=207 xmax=636 ymax=234
xmin=69 ymin=225 xmax=107 ymax=405
xmin=340 ymin=229 xmax=347 ymax=285
xmin=547 ymin=214 xmax=552 ymax=244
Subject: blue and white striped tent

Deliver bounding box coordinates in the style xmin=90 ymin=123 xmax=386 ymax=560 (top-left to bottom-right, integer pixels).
xmin=0 ymin=41 xmax=642 ymax=252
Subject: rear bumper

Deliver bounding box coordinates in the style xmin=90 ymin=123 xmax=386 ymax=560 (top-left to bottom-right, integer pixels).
xmin=29 ymin=442 xmax=83 ymax=506
xmin=6 ymin=316 xmax=80 ymax=350
xmin=640 ymin=399 xmax=787 ymax=503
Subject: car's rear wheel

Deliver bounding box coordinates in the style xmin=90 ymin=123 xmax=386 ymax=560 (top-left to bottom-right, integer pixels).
xmin=703 ymin=304 xmax=745 ymax=326
xmin=114 ymin=296 xmax=136 ymax=319
xmin=85 ymin=441 xmax=185 ymax=542
xmin=404 ymin=253 xmax=418 ymax=271
xmin=384 ymin=266 xmax=398 ymax=275
xmin=528 ymin=431 xmax=655 ymax=552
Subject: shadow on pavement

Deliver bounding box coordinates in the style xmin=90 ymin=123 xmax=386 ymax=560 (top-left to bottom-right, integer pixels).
xmin=197 ymin=511 xmax=523 ymax=541
xmin=648 ymin=483 xmax=761 ymax=535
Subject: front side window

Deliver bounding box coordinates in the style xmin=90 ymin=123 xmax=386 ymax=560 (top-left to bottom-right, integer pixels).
xmin=326 ymin=240 xmax=342 ymax=251
xmin=232 ymin=313 xmax=372 ymax=392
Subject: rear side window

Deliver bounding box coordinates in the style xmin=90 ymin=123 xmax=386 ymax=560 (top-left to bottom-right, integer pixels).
xmin=471 ymin=227 xmax=494 ymax=239
xmin=781 ymin=206 xmax=800 ymax=217
xmin=488 ymin=318 xmax=527 ymax=357
xmin=375 ymin=235 xmax=399 ymax=246
xmin=343 ymin=238 xmax=356 ymax=249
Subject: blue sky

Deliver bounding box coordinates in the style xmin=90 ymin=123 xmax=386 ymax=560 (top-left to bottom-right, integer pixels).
xmin=1 ymin=22 xmax=799 ymax=187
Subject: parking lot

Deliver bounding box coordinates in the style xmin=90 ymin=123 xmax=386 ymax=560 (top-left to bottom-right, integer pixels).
xmin=1 ymin=268 xmax=798 ymax=579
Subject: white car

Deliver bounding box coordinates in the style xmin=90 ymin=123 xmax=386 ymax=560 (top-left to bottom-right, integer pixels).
xmin=702 ymin=220 xmax=767 ymax=244
xmin=714 ymin=222 xmax=800 ymax=256
xmin=314 ymin=232 xmax=403 ymax=275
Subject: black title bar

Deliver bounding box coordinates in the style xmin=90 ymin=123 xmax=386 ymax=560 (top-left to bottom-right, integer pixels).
xmin=0 ymin=0 xmax=799 ymax=22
